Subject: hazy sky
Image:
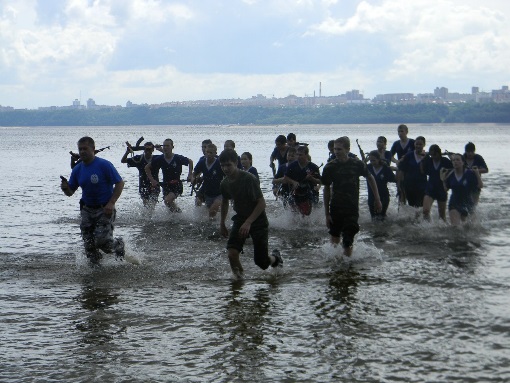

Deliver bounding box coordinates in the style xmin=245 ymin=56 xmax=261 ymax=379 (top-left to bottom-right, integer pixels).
xmin=1 ymin=0 xmax=509 ymax=108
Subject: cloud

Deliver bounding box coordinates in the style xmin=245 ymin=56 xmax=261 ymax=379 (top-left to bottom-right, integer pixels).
xmin=68 ymin=62 xmax=367 ymax=103
xmin=63 ymin=0 xmax=117 ymax=26
xmin=0 ymin=0 xmax=509 ymax=108
xmin=128 ymin=0 xmax=194 ymax=23
xmin=305 ymin=0 xmax=510 ymax=81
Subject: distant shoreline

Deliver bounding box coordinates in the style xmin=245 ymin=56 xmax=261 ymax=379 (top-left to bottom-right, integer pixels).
xmin=1 ymin=103 xmax=509 ymax=126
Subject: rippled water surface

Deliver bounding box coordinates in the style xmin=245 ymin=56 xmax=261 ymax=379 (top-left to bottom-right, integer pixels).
xmin=1 ymin=124 xmax=509 ymax=382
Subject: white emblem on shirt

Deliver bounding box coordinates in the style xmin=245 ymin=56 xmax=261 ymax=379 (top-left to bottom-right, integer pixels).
xmin=91 ymin=174 xmax=99 ymax=184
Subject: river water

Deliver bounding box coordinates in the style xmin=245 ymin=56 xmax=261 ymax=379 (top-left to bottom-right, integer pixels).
xmin=1 ymin=123 xmax=509 ymax=382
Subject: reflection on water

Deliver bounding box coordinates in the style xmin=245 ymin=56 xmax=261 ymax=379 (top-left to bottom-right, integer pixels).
xmin=444 ymin=236 xmax=484 ymax=270
xmin=217 ymin=281 xmax=273 ymax=381
xmin=326 ymin=267 xmax=359 ymax=308
xmin=75 ymin=277 xmax=123 ymax=346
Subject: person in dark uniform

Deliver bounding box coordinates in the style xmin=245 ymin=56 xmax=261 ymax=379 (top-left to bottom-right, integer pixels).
xmin=367 ymin=150 xmax=396 ymax=221
xmin=145 ymin=138 xmax=194 ymax=212
xmin=121 ymin=141 xmax=160 ymax=208
xmin=391 ymin=124 xmax=415 ymax=205
xmin=219 ymin=149 xmax=283 ymax=279
xmin=322 ymin=137 xmax=382 ymax=257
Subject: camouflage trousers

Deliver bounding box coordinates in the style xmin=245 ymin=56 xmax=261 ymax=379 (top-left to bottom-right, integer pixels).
xmin=80 ymin=205 xmax=123 ymax=257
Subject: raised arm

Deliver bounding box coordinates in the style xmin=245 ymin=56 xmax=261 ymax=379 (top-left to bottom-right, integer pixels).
xmin=121 ymin=146 xmax=133 ymax=164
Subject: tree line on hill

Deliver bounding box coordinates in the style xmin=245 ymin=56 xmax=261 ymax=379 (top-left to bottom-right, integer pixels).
xmin=1 ymin=102 xmax=509 ymax=126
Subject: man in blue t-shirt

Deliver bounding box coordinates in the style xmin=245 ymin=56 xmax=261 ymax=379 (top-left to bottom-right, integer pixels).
xmin=61 ymin=136 xmax=125 ymax=264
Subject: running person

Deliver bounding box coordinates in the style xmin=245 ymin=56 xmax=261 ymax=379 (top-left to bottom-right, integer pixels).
xmin=269 ymin=135 xmax=289 ymax=176
xmin=219 ymin=149 xmax=283 ymax=278
xmin=283 ymin=145 xmax=321 ymax=216
xmin=367 ymin=150 xmax=396 ymax=221
xmin=272 ymin=146 xmax=297 ymax=207
xmin=193 ymin=143 xmax=224 ymax=219
xmin=463 ymin=142 xmax=488 ymax=205
xmin=193 ymin=139 xmax=213 ymax=206
xmin=442 ymin=153 xmax=483 ymax=226
xmin=322 ymin=137 xmax=382 ymax=256
xmin=145 ymin=138 xmax=194 ymax=212
xmin=422 ymin=144 xmax=452 ymax=221
xmin=398 ymin=136 xmax=427 ymax=208
xmin=391 ymin=124 xmax=415 ymax=205
xmin=60 ymin=136 xmax=125 ymax=264
xmin=121 ymin=141 xmax=160 ymax=208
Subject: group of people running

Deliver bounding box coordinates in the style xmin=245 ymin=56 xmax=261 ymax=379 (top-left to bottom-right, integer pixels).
xmin=359 ymin=124 xmax=487 ymax=226
xmin=60 ymin=126 xmax=487 ymax=276
xmin=269 ymin=127 xmax=486 ymax=228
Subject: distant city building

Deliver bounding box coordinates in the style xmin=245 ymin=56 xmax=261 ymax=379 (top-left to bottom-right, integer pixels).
xmin=87 ymin=98 xmax=96 ymax=109
xmin=416 ymin=93 xmax=437 ymax=103
xmin=345 ymin=89 xmax=363 ymax=101
xmin=373 ymin=93 xmax=414 ymax=103
xmin=9 ymin=84 xmax=510 ymax=111
xmin=492 ymin=85 xmax=510 ymax=102
xmin=434 ymin=87 xmax=448 ymax=99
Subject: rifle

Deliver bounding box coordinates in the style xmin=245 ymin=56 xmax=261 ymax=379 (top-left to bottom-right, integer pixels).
xmin=95 ymin=146 xmax=110 ymax=153
xmin=69 ymin=146 xmax=110 ymax=169
xmin=125 ymin=136 xmax=145 ymax=151
xmin=69 ymin=145 xmax=110 ymax=157
xmin=191 ymin=178 xmax=203 ymax=196
xmin=356 ymin=139 xmax=366 ymax=162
